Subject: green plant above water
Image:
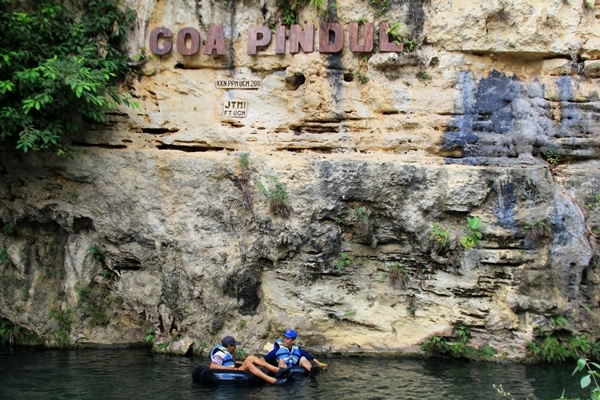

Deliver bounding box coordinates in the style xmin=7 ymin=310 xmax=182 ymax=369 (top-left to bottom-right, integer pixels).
xmin=497 ymin=358 xmax=600 ymax=400
xmin=420 ymin=322 xmax=497 ymax=360
xmin=144 ymin=328 xmax=155 ymax=343
xmin=382 ymin=261 xmax=410 ymax=287
xmin=528 ymin=317 xmax=599 ymax=364
xmin=0 ymin=318 xmax=16 ymax=345
xmin=234 ymin=153 xmax=253 ymax=211
xmin=460 ymin=216 xmax=484 ymax=250
xmin=416 ymin=70 xmax=432 ymax=83
xmin=587 ymin=194 xmax=600 ymax=210
xmin=431 ymin=222 xmax=450 ymax=248
xmin=47 ymin=306 xmax=76 ymax=346
xmin=571 ymin=358 xmax=600 ymax=399
xmin=88 ymin=246 xmax=104 ymax=262
xmin=386 ymin=21 xmax=406 ymax=45
xmin=333 ymin=252 xmax=354 ymax=271
xmin=254 ymin=174 xmax=292 ymax=218
xmin=353 ymin=70 xmax=369 ymax=84
xmin=545 ymin=147 xmax=562 ymax=166
xmin=309 ymin=0 xmax=326 ymax=14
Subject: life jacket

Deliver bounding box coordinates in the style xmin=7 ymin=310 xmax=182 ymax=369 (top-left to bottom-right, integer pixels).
xmin=209 ymin=344 xmax=235 ymax=367
xmin=273 ymin=338 xmax=283 ymax=350
xmin=276 ymin=344 xmax=302 ymax=367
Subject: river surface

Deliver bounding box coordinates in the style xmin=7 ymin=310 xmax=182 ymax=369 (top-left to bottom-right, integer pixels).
xmin=0 ymin=347 xmax=589 ymax=399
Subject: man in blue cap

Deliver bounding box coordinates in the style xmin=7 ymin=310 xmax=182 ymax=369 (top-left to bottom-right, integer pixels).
xmin=263 ymin=329 xmax=327 ymax=376
xmin=209 ymin=335 xmax=288 ymax=385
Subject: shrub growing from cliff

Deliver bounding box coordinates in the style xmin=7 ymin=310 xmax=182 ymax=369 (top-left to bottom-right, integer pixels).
xmin=0 ymin=0 xmax=136 ymax=155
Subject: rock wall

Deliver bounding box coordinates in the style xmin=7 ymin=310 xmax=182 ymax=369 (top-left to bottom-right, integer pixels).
xmin=1 ymin=0 xmax=600 ymax=359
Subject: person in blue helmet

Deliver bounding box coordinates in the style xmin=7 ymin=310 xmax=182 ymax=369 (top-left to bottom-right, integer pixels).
xmin=263 ymin=329 xmax=327 ymax=376
xmin=209 ymin=335 xmax=288 ymax=385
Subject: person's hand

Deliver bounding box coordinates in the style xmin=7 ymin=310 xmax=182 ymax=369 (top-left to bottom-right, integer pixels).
xmin=315 ymin=360 xmax=328 ymax=371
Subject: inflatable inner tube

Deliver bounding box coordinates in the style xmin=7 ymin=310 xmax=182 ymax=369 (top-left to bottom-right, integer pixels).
xmin=192 ymin=364 xmax=315 ymax=386
xmin=277 ymin=365 xmax=310 ymax=380
xmin=192 ymin=365 xmax=261 ymax=386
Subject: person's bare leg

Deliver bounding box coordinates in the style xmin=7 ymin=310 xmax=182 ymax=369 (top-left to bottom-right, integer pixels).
xmin=299 ymin=356 xmax=312 ymax=371
xmin=244 ymin=354 xmax=279 ymax=374
xmin=241 ymin=363 xmax=277 ymax=384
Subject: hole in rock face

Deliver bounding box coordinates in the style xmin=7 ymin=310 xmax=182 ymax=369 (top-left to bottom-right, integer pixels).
xmin=73 ymin=217 xmax=94 ymax=232
xmin=343 ymin=73 xmax=354 ymax=82
xmin=286 ymin=73 xmax=306 ymax=90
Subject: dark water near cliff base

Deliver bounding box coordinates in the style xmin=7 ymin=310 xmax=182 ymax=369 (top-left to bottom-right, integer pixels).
xmin=0 ymin=348 xmax=589 ymax=400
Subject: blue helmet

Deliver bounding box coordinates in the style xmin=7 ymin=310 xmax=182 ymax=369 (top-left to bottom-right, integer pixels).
xmin=283 ymin=329 xmax=297 ymax=339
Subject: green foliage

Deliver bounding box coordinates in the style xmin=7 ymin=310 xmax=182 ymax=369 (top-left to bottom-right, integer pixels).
xmin=235 ymin=153 xmax=253 ymax=211
xmin=254 ymin=174 xmax=292 ymax=217
xmin=76 ymin=281 xmax=112 ymax=327
xmin=587 ymin=194 xmax=600 ymax=210
xmin=196 ymin=341 xmax=208 ymax=353
xmin=584 ymin=0 xmax=596 ymax=10
xmin=101 ymin=268 xmax=118 ymax=281
xmin=460 ymin=216 xmax=484 ymax=250
xmin=0 ymin=0 xmax=137 ymax=155
xmin=0 ymin=318 xmax=16 ymax=345
xmin=0 ymin=247 xmax=7 ymax=263
xmin=2 ymin=224 xmax=13 ymax=235
xmin=335 ymin=206 xmax=371 ymax=239
xmin=545 ymin=147 xmax=562 ymax=165
xmin=309 ymin=0 xmax=327 ymax=15
xmin=591 ymin=341 xmax=600 ymax=362
xmin=144 ymin=328 xmax=155 ymax=343
xmin=333 ymin=252 xmax=354 ymax=271
xmin=240 ymin=153 xmax=250 ymax=170
xmin=529 ymin=335 xmax=572 ymax=364
xmin=353 ymin=70 xmax=369 ymax=84
xmin=385 ymin=261 xmax=409 ymax=287
xmin=88 ymin=246 xmax=104 ymax=262
xmin=420 ymin=322 xmax=497 ymax=360
xmin=403 ymin=38 xmax=417 ymax=52
xmin=386 ymin=21 xmax=406 ymax=45
xmin=47 ymin=306 xmax=75 ymax=346
xmin=572 ymin=358 xmax=600 ymax=400
xmin=369 ymin=0 xmax=393 ymax=16
xmin=420 ymin=335 xmax=447 ymax=354
xmin=281 ymin=8 xmax=297 ymax=25
xmin=234 ymin=347 xmax=247 ymax=360
xmin=479 ymin=344 xmax=498 ymax=358
xmin=546 ymin=359 xmax=600 ymax=400
xmin=551 ymin=316 xmax=569 ymax=329
xmin=528 ymin=318 xmax=598 ymax=364
xmin=431 ymin=222 xmax=450 ymax=248
xmin=416 ymin=70 xmax=432 ymax=83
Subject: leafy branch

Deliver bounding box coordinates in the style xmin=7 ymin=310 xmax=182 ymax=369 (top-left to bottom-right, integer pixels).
xmin=0 ymin=0 xmax=137 ymax=155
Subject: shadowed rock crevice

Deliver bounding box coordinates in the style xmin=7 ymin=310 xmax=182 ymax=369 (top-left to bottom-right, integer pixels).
xmin=223 ymin=266 xmax=262 ymax=316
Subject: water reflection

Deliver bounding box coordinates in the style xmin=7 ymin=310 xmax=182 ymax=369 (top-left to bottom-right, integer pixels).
xmin=0 ymin=348 xmax=588 ymax=400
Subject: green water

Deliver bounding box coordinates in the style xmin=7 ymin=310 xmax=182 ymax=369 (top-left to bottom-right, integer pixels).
xmin=0 ymin=348 xmax=588 ymax=399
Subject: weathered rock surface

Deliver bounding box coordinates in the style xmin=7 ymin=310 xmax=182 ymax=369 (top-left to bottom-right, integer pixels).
xmin=1 ymin=0 xmax=600 ymax=359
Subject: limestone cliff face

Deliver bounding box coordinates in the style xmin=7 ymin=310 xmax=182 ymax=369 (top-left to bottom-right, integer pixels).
xmin=1 ymin=0 xmax=600 ymax=359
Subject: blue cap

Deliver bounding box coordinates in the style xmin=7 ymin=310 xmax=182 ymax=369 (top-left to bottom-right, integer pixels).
xmin=283 ymin=329 xmax=297 ymax=339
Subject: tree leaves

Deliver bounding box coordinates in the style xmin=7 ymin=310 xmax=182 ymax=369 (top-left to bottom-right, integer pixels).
xmin=0 ymin=0 xmax=136 ymax=155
